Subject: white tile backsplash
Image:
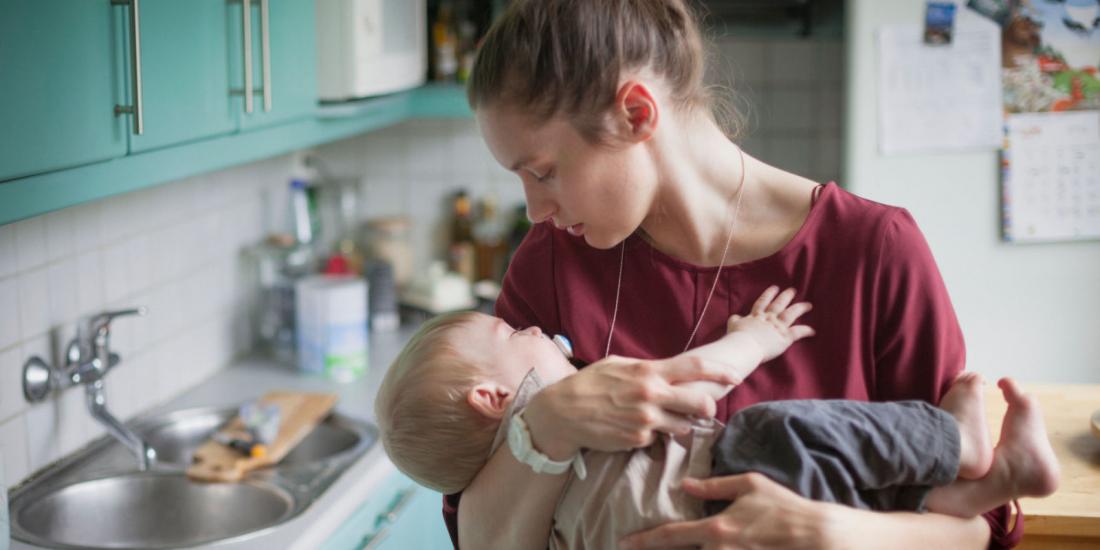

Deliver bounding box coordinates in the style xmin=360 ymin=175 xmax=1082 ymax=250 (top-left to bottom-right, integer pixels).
xmin=0 ymin=346 xmax=26 ymax=422
xmin=17 ymin=268 xmax=50 ymax=341
xmin=0 ymin=414 xmax=29 ymax=488
xmin=15 ymin=217 xmax=48 ymax=272
xmin=75 ymin=251 xmax=105 ymax=315
xmin=0 ymin=224 xmax=18 ymax=279
xmin=70 ymin=202 xmax=103 ymax=252
xmin=101 ymin=242 xmax=131 ymax=305
xmin=46 ymin=258 xmax=78 ymax=326
xmin=44 ymin=209 xmax=75 ymax=263
xmin=0 ymin=277 xmax=19 ymax=351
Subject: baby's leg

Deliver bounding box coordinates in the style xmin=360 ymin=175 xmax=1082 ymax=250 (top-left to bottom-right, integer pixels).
xmin=925 ymin=378 xmax=1060 ymax=518
xmin=937 ymin=372 xmax=993 ymax=479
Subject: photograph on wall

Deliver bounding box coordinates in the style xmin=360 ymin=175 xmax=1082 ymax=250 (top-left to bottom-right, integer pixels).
xmin=968 ymin=0 xmax=1100 ymax=113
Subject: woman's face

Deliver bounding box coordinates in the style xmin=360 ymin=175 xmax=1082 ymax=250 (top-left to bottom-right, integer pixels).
xmin=477 ymin=104 xmax=657 ymax=249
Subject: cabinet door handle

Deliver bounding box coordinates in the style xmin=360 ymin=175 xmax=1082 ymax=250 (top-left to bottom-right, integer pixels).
xmin=112 ymin=0 xmax=144 ymax=135
xmin=357 ymin=525 xmax=390 ymax=550
xmin=356 ymin=487 xmax=416 ymax=549
xmin=376 ymin=487 xmax=416 ymax=526
xmin=259 ymin=0 xmax=271 ymax=112
xmin=242 ymin=0 xmax=253 ymax=113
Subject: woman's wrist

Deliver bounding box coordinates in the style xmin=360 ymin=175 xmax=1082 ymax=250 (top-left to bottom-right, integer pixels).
xmin=817 ymin=502 xmax=858 ymax=550
xmin=522 ymin=389 xmax=581 ymax=461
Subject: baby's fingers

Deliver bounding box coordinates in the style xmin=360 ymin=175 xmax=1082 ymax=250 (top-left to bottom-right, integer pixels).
xmin=777 ymin=301 xmax=813 ymax=325
xmin=788 ymin=324 xmax=816 ymax=341
xmin=765 ymin=287 xmax=797 ymax=314
xmin=750 ymin=286 xmax=780 ymax=314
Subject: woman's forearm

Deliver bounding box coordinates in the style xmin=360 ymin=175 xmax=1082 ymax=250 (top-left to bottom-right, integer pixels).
xmin=458 ymin=443 xmax=570 ymax=548
xmin=826 ymin=505 xmax=991 ymax=550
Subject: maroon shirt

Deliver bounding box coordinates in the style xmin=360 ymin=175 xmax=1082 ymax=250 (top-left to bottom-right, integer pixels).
xmin=443 ymin=183 xmax=1020 ymax=548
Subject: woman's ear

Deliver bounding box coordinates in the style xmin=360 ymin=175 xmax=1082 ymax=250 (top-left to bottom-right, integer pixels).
xmin=613 ymin=80 xmax=659 ymax=142
xmin=467 ymin=383 xmax=514 ymax=420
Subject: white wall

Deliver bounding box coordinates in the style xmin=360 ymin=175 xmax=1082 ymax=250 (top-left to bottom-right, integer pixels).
xmin=845 ymin=0 xmax=1100 ymax=383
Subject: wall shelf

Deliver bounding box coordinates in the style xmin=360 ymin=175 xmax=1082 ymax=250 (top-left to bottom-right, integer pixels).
xmin=0 ymin=84 xmax=472 ymax=226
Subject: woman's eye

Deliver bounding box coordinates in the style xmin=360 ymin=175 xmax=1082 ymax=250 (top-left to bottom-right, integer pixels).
xmin=536 ymin=170 xmax=554 ymax=183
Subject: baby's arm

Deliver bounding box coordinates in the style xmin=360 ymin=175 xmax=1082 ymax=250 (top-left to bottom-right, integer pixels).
xmin=675 ymin=286 xmax=814 ymax=400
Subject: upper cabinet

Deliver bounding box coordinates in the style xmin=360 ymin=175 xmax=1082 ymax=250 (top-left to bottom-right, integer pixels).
xmin=128 ymin=0 xmax=237 ymax=153
xmin=0 ymin=0 xmax=316 ymax=179
xmin=0 ymin=0 xmax=129 ymax=181
xmin=230 ymin=0 xmax=317 ymax=130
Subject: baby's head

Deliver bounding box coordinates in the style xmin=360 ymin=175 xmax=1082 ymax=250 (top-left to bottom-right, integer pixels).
xmin=374 ymin=311 xmax=576 ymax=494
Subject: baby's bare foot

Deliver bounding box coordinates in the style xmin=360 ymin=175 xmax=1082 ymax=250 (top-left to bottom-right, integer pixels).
xmin=940 ymin=372 xmax=993 ymax=479
xmin=991 ymin=378 xmax=1060 ymax=498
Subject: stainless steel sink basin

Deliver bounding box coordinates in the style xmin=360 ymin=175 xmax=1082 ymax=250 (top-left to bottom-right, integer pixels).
xmin=9 ymin=405 xmax=377 ymax=549
xmin=14 ymin=472 xmax=294 ymax=549
xmin=129 ymin=406 xmax=368 ymax=467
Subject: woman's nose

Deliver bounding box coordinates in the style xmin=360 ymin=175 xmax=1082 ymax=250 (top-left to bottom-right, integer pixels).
xmin=523 ymin=181 xmax=556 ymax=223
xmin=521 ymin=326 xmax=542 ymax=337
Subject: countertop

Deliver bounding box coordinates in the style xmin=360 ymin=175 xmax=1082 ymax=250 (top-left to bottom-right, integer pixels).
xmin=983 ymin=383 xmax=1100 ymax=547
xmin=11 ymin=326 xmax=421 ymax=550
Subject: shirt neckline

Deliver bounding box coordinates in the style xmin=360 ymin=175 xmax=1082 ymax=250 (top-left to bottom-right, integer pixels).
xmin=627 ymin=182 xmax=835 ymax=273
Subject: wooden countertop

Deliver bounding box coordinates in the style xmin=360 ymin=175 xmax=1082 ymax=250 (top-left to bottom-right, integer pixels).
xmin=984 ymin=383 xmax=1100 ymax=539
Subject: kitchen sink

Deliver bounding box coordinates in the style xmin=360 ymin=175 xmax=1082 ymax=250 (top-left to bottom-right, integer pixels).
xmin=14 ymin=472 xmax=294 ymax=549
xmin=129 ymin=406 xmax=368 ymax=467
xmin=9 ymin=406 xmax=377 ymax=549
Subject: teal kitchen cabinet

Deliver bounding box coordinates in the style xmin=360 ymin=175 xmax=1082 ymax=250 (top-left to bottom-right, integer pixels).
xmin=127 ymin=0 xmax=237 ymax=153
xmin=0 ymin=0 xmax=128 ymax=181
xmin=229 ymin=0 xmax=317 ymax=131
xmin=324 ymin=469 xmax=452 ymax=550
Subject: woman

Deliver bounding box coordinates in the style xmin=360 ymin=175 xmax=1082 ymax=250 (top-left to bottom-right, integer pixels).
xmin=445 ymin=0 xmax=1019 ymax=548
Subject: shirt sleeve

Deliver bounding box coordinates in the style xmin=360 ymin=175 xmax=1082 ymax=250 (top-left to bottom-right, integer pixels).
xmin=870 ymin=209 xmax=1021 ymax=549
xmin=441 ymin=222 xmax=558 ymax=549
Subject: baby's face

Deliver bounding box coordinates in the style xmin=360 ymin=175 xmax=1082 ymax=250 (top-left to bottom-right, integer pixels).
xmin=457 ymin=313 xmax=578 ymax=389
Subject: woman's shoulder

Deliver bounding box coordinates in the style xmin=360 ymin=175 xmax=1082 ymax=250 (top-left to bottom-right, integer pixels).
xmin=809 ymin=183 xmax=924 ymax=247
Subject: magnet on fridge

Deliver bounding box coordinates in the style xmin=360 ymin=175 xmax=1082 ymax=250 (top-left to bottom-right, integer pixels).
xmin=924 ymin=1 xmax=957 ymax=45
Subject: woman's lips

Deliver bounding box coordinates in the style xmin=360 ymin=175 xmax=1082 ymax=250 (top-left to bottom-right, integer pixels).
xmin=566 ymin=223 xmax=585 ymax=236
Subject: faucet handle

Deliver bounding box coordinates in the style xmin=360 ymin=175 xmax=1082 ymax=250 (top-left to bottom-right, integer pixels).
xmin=88 ymin=307 xmax=147 ymax=336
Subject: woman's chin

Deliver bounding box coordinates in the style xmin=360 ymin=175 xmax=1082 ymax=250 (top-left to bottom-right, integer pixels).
xmin=582 ymin=231 xmax=624 ymax=250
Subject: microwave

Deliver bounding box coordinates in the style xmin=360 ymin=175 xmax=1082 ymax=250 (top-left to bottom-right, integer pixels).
xmin=316 ymin=0 xmax=428 ymax=101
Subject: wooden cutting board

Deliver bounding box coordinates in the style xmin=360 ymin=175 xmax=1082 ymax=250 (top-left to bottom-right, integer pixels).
xmin=187 ymin=391 xmax=338 ymax=482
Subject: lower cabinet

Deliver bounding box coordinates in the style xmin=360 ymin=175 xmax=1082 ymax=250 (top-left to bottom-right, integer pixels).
xmin=324 ymin=470 xmax=452 ymax=550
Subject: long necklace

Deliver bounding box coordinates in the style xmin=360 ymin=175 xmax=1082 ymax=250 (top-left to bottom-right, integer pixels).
xmin=603 ymin=146 xmax=748 ymax=357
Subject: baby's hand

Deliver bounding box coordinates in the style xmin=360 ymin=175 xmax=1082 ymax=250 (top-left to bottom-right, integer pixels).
xmin=727 ymin=286 xmax=815 ymax=363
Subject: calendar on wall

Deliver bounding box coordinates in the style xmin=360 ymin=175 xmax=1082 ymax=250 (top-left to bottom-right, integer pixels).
xmin=1002 ymin=111 xmax=1100 ymax=242
xmin=966 ymin=0 xmax=1100 ymax=243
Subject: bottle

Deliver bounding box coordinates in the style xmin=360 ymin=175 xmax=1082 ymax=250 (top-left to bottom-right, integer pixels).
xmin=456 ymin=18 xmax=478 ymax=83
xmin=365 ymin=216 xmax=414 ymax=289
xmin=432 ymin=2 xmax=459 ymax=82
xmin=449 ymin=190 xmax=476 ymax=281
xmin=473 ymin=194 xmax=507 ymax=281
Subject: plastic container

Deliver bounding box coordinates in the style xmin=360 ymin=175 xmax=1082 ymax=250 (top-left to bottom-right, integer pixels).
xmin=295 ymin=275 xmax=369 ymax=382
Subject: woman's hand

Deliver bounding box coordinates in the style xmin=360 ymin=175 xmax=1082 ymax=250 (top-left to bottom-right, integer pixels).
xmin=522 ymin=354 xmax=739 ymax=459
xmin=620 ymin=473 xmax=844 ymax=550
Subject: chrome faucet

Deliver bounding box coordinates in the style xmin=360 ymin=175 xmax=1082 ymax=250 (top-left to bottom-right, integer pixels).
xmin=23 ymin=308 xmax=157 ymax=471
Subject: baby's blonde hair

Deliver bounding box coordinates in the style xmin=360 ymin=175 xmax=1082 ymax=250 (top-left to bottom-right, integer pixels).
xmin=374 ymin=311 xmax=500 ymax=494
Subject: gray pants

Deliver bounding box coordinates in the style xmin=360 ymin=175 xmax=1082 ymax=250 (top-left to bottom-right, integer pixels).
xmin=705 ymin=400 xmax=960 ymax=515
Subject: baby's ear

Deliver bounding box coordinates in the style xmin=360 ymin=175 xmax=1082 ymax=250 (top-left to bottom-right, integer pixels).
xmin=467 ymin=383 xmax=513 ymax=420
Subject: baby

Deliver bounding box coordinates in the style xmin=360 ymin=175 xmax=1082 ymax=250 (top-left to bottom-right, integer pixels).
xmin=375 ymin=287 xmax=1060 ymax=549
